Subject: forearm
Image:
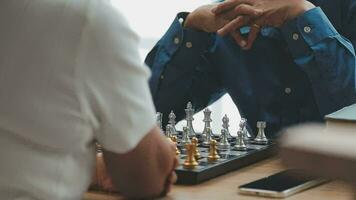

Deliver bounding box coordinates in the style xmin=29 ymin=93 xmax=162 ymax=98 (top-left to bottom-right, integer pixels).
xmin=104 ymin=127 xmax=175 ymax=199
xmin=145 ymin=13 xmax=223 ymax=123
xmin=281 ymin=7 xmax=356 ymax=116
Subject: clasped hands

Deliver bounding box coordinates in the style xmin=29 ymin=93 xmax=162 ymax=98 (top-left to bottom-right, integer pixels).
xmin=185 ymin=0 xmax=315 ymax=49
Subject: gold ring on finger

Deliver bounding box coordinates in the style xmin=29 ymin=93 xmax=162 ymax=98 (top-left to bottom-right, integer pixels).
xmin=251 ymin=23 xmax=261 ymax=30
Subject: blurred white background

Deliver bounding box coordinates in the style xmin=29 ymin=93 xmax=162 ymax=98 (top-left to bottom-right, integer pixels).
xmin=111 ymin=0 xmax=241 ymax=134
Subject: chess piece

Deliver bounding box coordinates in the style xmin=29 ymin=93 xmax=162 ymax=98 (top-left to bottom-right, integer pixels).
xmin=156 ymin=112 xmax=163 ymax=131
xmin=202 ymin=127 xmax=213 ymax=146
xmin=168 ymin=110 xmax=178 ymax=135
xmin=254 ymin=121 xmax=269 ymax=144
xmin=191 ymin=137 xmax=201 ymax=160
xmin=183 ymin=143 xmax=198 ymax=169
xmin=208 ymin=139 xmax=220 ymax=163
xmin=171 ymin=136 xmax=181 ymax=155
xmin=185 ymin=102 xmax=197 ymax=137
xmin=181 ymin=126 xmax=191 ymax=146
xmin=218 ymin=128 xmax=231 ymax=150
xmin=222 ymin=114 xmax=233 ymax=139
xmin=234 ymin=129 xmax=247 ymax=151
xmin=202 ymin=108 xmax=213 ymax=136
xmin=165 ymin=124 xmax=172 ymax=138
xmin=239 ymin=118 xmax=251 ymax=142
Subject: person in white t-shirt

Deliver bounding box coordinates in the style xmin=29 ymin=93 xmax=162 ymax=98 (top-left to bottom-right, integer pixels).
xmin=0 ymin=0 xmax=177 ymax=199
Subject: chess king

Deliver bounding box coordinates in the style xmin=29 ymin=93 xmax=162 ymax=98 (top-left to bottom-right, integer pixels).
xmin=145 ymin=0 xmax=356 ymax=137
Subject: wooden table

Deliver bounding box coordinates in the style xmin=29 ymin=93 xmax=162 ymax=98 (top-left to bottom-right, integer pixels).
xmin=84 ymin=158 xmax=355 ymax=200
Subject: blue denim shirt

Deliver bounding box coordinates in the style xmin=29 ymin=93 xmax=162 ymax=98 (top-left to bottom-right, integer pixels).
xmin=145 ymin=0 xmax=356 ymax=137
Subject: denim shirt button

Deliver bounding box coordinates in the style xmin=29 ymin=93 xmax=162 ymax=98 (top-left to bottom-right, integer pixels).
xmin=292 ymin=33 xmax=299 ymax=40
xmin=304 ymin=26 xmax=312 ymax=33
xmin=185 ymin=42 xmax=193 ymax=48
xmin=174 ymin=37 xmax=180 ymax=44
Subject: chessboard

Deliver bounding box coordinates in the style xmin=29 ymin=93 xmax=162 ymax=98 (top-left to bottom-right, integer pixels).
xmin=162 ymin=102 xmax=277 ymax=185
xmin=174 ymin=135 xmax=276 ymax=185
xmin=90 ymin=102 xmax=277 ymax=192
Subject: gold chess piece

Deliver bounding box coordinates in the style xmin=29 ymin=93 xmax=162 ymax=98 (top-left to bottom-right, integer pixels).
xmin=208 ymin=139 xmax=220 ymax=163
xmin=171 ymin=136 xmax=180 ymax=155
xmin=183 ymin=143 xmax=198 ymax=169
xmin=191 ymin=137 xmax=201 ymax=160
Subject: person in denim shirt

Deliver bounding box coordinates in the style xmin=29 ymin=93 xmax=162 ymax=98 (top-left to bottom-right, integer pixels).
xmin=145 ymin=0 xmax=356 ymax=137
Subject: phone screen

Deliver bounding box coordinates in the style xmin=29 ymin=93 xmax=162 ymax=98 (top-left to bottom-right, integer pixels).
xmin=239 ymin=169 xmax=321 ymax=192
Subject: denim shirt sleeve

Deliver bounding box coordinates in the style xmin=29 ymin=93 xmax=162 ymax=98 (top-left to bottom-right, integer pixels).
xmin=145 ymin=13 xmax=225 ymax=123
xmin=280 ymin=7 xmax=356 ymax=116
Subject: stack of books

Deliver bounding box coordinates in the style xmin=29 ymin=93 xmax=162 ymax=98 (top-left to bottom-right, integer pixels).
xmin=281 ymin=104 xmax=356 ymax=184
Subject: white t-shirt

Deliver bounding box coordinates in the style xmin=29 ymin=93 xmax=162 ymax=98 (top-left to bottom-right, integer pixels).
xmin=0 ymin=0 xmax=156 ymax=199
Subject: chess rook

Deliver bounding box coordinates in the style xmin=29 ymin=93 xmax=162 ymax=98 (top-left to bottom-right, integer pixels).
xmin=254 ymin=121 xmax=269 ymax=144
xmin=185 ymin=102 xmax=197 ymax=137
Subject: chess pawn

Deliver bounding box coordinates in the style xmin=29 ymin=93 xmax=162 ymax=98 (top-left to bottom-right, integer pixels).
xmin=165 ymin=124 xmax=172 ymax=138
xmin=202 ymin=127 xmax=213 ymax=146
xmin=208 ymin=139 xmax=220 ymax=163
xmin=191 ymin=137 xmax=201 ymax=160
xmin=171 ymin=136 xmax=181 ymax=155
xmin=222 ymin=114 xmax=233 ymax=139
xmin=185 ymin=102 xmax=197 ymax=137
xmin=234 ymin=129 xmax=247 ymax=151
xmin=218 ymin=128 xmax=231 ymax=150
xmin=168 ymin=110 xmax=178 ymax=135
xmin=156 ymin=112 xmax=163 ymax=131
xmin=254 ymin=121 xmax=269 ymax=144
xmin=183 ymin=143 xmax=198 ymax=169
xmin=181 ymin=126 xmax=191 ymax=146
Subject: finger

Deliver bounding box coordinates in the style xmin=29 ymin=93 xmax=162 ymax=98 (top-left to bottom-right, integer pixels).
xmin=212 ymin=0 xmax=254 ymax=15
xmin=162 ymin=172 xmax=177 ymax=195
xmin=217 ymin=16 xmax=250 ymax=36
xmin=231 ymin=31 xmax=247 ymax=48
xmin=173 ymin=156 xmax=179 ymax=168
xmin=245 ymin=23 xmax=261 ymax=49
xmin=169 ymin=140 xmax=176 ymax=151
xmin=169 ymin=172 xmax=178 ymax=184
xmin=234 ymin=4 xmax=263 ymax=17
xmin=245 ymin=18 xmax=264 ymax=49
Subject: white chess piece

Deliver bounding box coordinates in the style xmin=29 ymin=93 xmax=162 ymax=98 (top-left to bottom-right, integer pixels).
xmin=234 ymin=129 xmax=247 ymax=151
xmin=168 ymin=110 xmax=178 ymax=135
xmin=254 ymin=121 xmax=269 ymax=144
xmin=222 ymin=114 xmax=233 ymax=139
xmin=156 ymin=112 xmax=163 ymax=131
xmin=218 ymin=129 xmax=230 ymax=150
xmin=185 ymin=102 xmax=197 ymax=137
xmin=181 ymin=126 xmax=191 ymax=146
xmin=202 ymin=108 xmax=213 ymax=137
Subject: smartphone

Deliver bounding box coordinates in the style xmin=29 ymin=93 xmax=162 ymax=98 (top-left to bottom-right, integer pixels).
xmin=238 ymin=169 xmax=327 ymax=198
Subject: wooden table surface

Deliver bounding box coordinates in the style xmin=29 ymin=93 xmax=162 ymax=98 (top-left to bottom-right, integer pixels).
xmin=84 ymin=158 xmax=355 ymax=200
